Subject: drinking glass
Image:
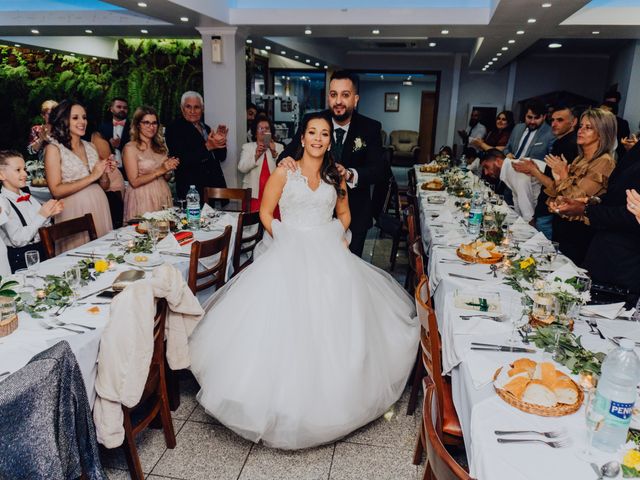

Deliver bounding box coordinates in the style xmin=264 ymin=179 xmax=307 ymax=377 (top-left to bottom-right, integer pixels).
xmin=581 ymin=384 xmax=603 ymax=458
xmin=25 ymin=250 xmax=40 ymax=279
xmin=64 ymin=265 xmax=81 ymax=307
xmin=177 ymin=199 xmax=186 ymax=215
xmin=148 ymin=222 xmax=160 ymax=252
xmin=507 ymin=294 xmax=528 ymax=345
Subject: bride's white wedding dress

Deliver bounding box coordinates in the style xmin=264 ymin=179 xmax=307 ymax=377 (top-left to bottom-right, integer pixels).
xmin=189 ymin=169 xmax=419 ymax=449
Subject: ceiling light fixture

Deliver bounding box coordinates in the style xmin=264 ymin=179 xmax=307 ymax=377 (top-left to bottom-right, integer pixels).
xmin=324 ymin=65 xmax=328 ymax=69
xmin=92 ymin=57 xmax=97 ymax=60
xmin=516 ymin=30 xmax=525 ymax=35
xmin=542 ymin=2 xmax=552 ymax=7
xmin=429 ymin=42 xmax=436 ymax=47
xmin=501 ymin=46 xmax=508 ymax=51
xmin=441 ymin=29 xmax=449 ymax=34
xmin=31 ymin=29 xmax=39 ymax=34
xmin=527 ymin=18 xmax=536 ymax=23
xmin=281 ymin=50 xmax=286 ymax=55
xmin=140 ymin=29 xmax=148 ymax=34
xmin=496 ymin=53 xmax=502 ymax=56
xmin=488 ymin=61 xmax=493 ymax=65
xmin=85 ymin=29 xmax=93 ymax=34
xmin=592 ymin=31 xmax=600 ymax=35
xmin=265 ymin=45 xmax=271 ymax=50
xmin=315 ymin=62 xmax=320 ymax=66
xmin=294 ymin=55 xmax=299 ymax=59
xmin=304 ymin=28 xmax=312 ymax=35
xmin=508 ymin=39 xmax=515 ymax=44
xmin=14 ymin=44 xmax=21 ymax=47
xmin=548 ymin=42 xmax=562 ymax=48
xmin=492 ymin=57 xmax=498 ymax=61
xmin=246 ymin=39 xmax=252 ymax=44
xmin=180 ymin=17 xmax=189 ymax=22
xmin=137 ymin=2 xmax=147 ymax=7
xmin=305 ymin=59 xmax=310 ymax=63
xmin=45 ymin=49 xmax=50 ymax=52
xmin=372 ymin=29 xmax=380 ymax=35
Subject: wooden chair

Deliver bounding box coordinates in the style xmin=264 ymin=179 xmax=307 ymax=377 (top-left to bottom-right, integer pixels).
xmin=412 ymin=275 xmax=462 ymax=462
xmin=376 ymin=176 xmax=407 ymax=271
xmin=203 ymin=187 xmax=251 ymax=213
xmin=187 ymin=225 xmax=232 ymax=294
xmin=407 ymin=167 xmax=417 ymax=197
xmin=121 ymin=298 xmax=176 ymax=480
xmin=420 ymin=382 xmax=474 ymax=480
xmin=38 ymin=213 xmax=97 ymax=259
xmin=406 ymin=269 xmax=431 ymax=415
xmin=405 ymin=233 xmax=425 ymax=295
xmin=232 ymin=211 xmax=263 ymax=276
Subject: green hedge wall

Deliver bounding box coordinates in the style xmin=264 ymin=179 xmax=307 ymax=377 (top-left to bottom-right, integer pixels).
xmin=0 ymin=39 xmax=203 ymax=155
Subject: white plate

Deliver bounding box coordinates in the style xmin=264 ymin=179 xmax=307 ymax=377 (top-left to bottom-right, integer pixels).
xmin=124 ymin=253 xmax=163 ymax=268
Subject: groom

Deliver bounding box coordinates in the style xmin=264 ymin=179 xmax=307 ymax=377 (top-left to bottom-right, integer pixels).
xmin=278 ymin=70 xmax=384 ymax=257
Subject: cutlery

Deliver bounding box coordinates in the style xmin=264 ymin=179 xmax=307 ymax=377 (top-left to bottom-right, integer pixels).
xmin=39 ymin=321 xmax=84 ymax=334
xmin=160 ymin=251 xmax=190 ymax=258
xmin=65 ymin=253 xmax=97 ymax=259
xmin=52 ymin=303 xmax=71 ymax=317
xmin=496 ymin=438 xmax=570 ymax=448
xmin=439 ymin=259 xmax=471 ymax=265
xmin=51 ymin=319 xmax=96 ymax=331
xmin=471 ymin=346 xmax=536 ymax=353
xmin=592 ymin=461 xmax=620 ymax=479
xmin=77 ymin=286 xmax=111 ymax=301
xmin=586 ymin=319 xmax=606 ymax=340
xmin=495 ymin=429 xmax=565 ymax=438
xmin=448 ymin=273 xmax=484 ymax=281
xmin=611 ymin=336 xmax=640 ymax=347
xmin=490 ymin=264 xmax=498 ymax=278
xmin=460 ymin=314 xmax=505 ymax=322
xmin=77 ymin=301 xmax=111 ymax=305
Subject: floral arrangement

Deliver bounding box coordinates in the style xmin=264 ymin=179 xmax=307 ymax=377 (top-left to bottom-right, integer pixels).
xmin=352 ymin=137 xmax=366 ymax=152
xmin=623 ymin=431 xmax=640 ymax=478
xmin=142 ymin=209 xmax=175 ymax=222
xmin=125 ymin=234 xmax=154 ymax=254
xmin=544 ymin=277 xmax=591 ymax=315
xmin=504 ymin=256 xmax=539 ymax=293
xmin=25 ymin=159 xmax=45 ymax=177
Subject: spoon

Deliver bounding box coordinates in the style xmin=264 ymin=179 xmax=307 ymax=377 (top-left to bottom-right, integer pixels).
xmin=490 ymin=264 xmax=498 ymax=278
xmin=591 ymin=461 xmax=620 ymax=479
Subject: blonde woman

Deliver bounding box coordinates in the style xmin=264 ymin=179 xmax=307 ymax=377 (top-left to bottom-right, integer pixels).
xmin=27 ymin=99 xmax=58 ymax=159
xmin=547 ymin=108 xmax=617 ymax=265
xmin=122 ymin=106 xmax=179 ymax=221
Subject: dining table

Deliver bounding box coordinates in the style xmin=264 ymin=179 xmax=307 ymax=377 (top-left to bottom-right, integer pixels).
xmin=413 ymin=164 xmax=640 ymax=480
xmin=0 ymin=211 xmax=239 ymax=405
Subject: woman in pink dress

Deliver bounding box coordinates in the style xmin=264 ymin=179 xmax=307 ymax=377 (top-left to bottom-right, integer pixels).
xmin=123 ymin=106 xmax=179 ymax=221
xmin=44 ymin=100 xmax=114 ymax=253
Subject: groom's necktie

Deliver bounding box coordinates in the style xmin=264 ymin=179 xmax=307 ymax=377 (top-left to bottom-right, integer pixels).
xmin=332 ymin=128 xmax=346 ymax=162
xmin=514 ymin=128 xmax=532 ymax=158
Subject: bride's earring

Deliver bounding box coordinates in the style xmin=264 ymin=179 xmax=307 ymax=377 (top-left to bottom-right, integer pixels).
xmin=302 ymin=143 xmax=305 ymax=147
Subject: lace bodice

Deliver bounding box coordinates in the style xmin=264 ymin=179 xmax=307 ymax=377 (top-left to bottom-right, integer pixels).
xmin=52 ymin=140 xmax=99 ymax=183
xmin=279 ymin=169 xmax=337 ymax=228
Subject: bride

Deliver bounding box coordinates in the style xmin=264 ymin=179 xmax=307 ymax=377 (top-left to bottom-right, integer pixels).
xmin=189 ymin=113 xmax=419 ymax=449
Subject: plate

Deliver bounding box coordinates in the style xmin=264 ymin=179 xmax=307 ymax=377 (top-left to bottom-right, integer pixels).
xmin=427 ymin=195 xmax=447 ymax=204
xmin=124 ymin=253 xmax=163 ymax=268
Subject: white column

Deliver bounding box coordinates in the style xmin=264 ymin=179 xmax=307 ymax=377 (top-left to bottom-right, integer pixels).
xmin=197 ymin=26 xmax=246 ymax=188
xmin=621 ymin=41 xmax=640 ymax=134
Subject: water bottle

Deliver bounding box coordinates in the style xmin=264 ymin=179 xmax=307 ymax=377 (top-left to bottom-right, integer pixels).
xmin=186 ymin=185 xmax=201 ymax=228
xmin=467 ymin=192 xmax=483 ymax=236
xmin=592 ymin=338 xmax=640 ymax=452
xmin=460 ymin=155 xmax=468 ymax=171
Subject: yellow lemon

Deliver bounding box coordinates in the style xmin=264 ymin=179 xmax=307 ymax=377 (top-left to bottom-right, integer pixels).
xmin=94 ymin=259 xmax=109 ymax=273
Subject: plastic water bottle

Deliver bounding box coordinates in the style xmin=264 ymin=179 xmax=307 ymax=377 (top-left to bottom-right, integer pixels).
xmin=186 ymin=185 xmax=201 ymax=228
xmin=592 ymin=338 xmax=640 ymax=452
xmin=467 ymin=192 xmax=483 ymax=236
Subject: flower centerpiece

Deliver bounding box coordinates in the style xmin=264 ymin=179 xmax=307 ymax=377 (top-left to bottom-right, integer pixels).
xmin=504 ymin=256 xmax=539 ymax=293
xmin=445 ymin=168 xmax=472 ymax=198
xmin=26 ymin=159 xmax=47 ymax=187
xmin=0 ymin=277 xmax=19 ymax=337
xmin=141 ymin=209 xmax=177 ymax=238
xmin=545 ymin=277 xmax=591 ymax=327
xmin=483 ymin=207 xmax=507 ymax=244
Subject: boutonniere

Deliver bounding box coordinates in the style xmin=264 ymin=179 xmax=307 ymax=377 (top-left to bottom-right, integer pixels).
xmin=352 ymin=137 xmax=366 ymax=152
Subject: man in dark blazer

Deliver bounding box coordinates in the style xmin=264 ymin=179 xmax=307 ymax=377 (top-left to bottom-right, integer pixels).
xmin=279 ymin=70 xmax=384 ymax=257
xmin=503 ymin=99 xmax=555 ymax=162
xmin=554 ymin=142 xmax=640 ymax=307
xmin=165 ymin=91 xmax=228 ymax=201
xmin=97 ymin=97 xmax=131 ymax=178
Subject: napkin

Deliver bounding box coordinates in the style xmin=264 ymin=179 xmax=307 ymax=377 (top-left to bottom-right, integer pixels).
xmin=201 ymin=203 xmax=216 ymax=217
xmin=597 ymin=318 xmax=640 ymax=342
xmin=156 ymin=233 xmax=180 ymax=252
xmin=519 ymin=231 xmax=549 ymax=251
xmin=581 ymin=302 xmax=626 ymax=320
xmin=440 ymin=230 xmax=466 ymax=246
xmin=466 ymin=350 xmax=506 ymax=389
xmin=545 ymin=262 xmax=584 ymax=282
xmin=510 ymin=217 xmax=529 ymax=230
xmin=433 ymin=209 xmax=456 ymax=224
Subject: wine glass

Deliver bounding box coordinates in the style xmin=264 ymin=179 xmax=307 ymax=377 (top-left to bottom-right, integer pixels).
xmin=580 ymin=379 xmax=603 ymax=459
xmin=64 ymin=265 xmax=81 ymax=307
xmin=148 ymin=221 xmax=160 ymax=253
xmin=25 ymin=250 xmax=40 ymax=279
xmin=177 ymin=199 xmax=186 ymax=215
xmin=507 ymin=294 xmax=528 ymax=345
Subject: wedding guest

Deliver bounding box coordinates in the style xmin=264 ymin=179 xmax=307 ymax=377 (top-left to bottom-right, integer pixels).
xmin=246 ymin=102 xmax=258 ymax=142
xmin=123 ymin=106 xmax=178 ymax=221
xmin=0 ymin=150 xmax=63 ymax=271
xmin=90 ymin=131 xmax=125 ymax=228
xmin=27 ymin=100 xmax=58 ymax=160
xmin=627 ymin=187 xmax=640 ymax=223
xmin=238 ymin=114 xmax=284 ymax=213
xmin=470 ymin=110 xmax=514 ymax=152
xmin=457 ymin=109 xmax=486 ymax=146
xmin=546 ymin=108 xmax=617 ymax=265
xmin=44 ymin=100 xmax=114 ymax=253
xmin=165 ymin=91 xmax=228 ymax=200
xmin=97 ymin=97 xmax=130 ymax=177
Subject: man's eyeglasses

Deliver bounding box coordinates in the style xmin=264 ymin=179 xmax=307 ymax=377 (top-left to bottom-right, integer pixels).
xmin=140 ymin=121 xmax=159 ymax=127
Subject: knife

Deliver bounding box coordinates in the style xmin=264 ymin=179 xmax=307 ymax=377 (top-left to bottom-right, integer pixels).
xmin=448 ymin=272 xmax=484 ymax=281
xmin=471 ymin=346 xmax=536 ymax=353
xmin=160 ymin=251 xmax=190 ymax=258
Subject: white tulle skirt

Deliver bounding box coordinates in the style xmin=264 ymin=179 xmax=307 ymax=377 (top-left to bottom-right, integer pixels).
xmin=188 ymin=219 xmax=419 ymax=449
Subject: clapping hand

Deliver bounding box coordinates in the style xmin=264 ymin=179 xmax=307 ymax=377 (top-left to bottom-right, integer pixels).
xmin=626 ymin=189 xmax=640 ymax=223
xmin=163 ymin=156 xmax=180 ymax=173
xmin=549 ymin=196 xmax=587 ymax=217
xmin=38 ymin=199 xmax=64 ymax=218
xmin=621 ymin=134 xmax=638 ymax=151
xmin=512 ymin=158 xmax=540 ymax=177
xmin=91 ymin=157 xmax=109 ymax=179
xmin=207 ymin=125 xmax=228 ymax=150
xmin=545 ymin=154 xmax=569 ymax=181
xmin=106 ymin=154 xmax=118 ymax=173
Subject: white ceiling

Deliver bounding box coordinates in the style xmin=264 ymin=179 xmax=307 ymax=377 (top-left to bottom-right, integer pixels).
xmin=0 ymin=0 xmax=639 ymax=71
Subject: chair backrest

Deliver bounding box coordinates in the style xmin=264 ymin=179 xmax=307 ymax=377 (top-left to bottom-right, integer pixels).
xmin=140 ymin=298 xmax=168 ymax=401
xmin=188 ymin=225 xmax=232 ymax=294
xmin=233 ymin=211 xmax=264 ymax=274
xmin=424 ymin=383 xmax=473 ymax=480
xmin=416 ymin=275 xmax=446 ymax=436
xmin=406 ymin=205 xmax=419 ymax=245
xmin=407 ymin=168 xmax=417 ymax=196
xmin=407 ymin=236 xmax=425 ymax=294
xmin=390 ymin=130 xmax=419 ymax=151
xmin=203 ymin=187 xmax=251 ymax=212
xmin=38 ymin=213 xmax=98 ymax=259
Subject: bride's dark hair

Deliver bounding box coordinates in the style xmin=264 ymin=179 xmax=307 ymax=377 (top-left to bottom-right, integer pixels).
xmin=295 ymin=113 xmax=345 ymax=198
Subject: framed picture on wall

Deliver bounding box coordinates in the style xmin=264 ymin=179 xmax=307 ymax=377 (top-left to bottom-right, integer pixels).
xmin=385 ymin=92 xmax=400 ymax=112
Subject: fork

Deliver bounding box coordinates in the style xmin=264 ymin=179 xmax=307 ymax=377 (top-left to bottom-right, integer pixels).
xmin=586 ymin=319 xmax=606 ymax=340
xmin=460 ymin=314 xmax=505 ymax=321
xmin=495 ymin=429 xmax=565 ymax=438
xmin=52 ymin=303 xmax=70 ymax=317
xmin=50 ymin=319 xmax=96 ymax=331
xmin=39 ymin=321 xmax=84 ymax=334
xmin=496 ymin=438 xmax=570 ymax=448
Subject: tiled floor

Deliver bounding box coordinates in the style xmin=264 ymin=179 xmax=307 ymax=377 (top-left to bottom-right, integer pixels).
xmin=101 ymin=231 xmax=425 ymax=480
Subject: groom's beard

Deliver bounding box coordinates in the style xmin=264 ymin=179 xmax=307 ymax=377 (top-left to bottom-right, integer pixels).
xmin=332 ymin=105 xmax=354 ymax=123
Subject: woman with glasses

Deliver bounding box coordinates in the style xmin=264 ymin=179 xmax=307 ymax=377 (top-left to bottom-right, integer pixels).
xmin=238 ymin=114 xmax=283 ymax=214
xmin=122 ymin=106 xmax=179 ymax=221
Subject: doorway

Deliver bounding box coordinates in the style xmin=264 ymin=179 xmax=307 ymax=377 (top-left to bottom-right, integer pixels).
xmin=418 ymin=91 xmax=439 ymax=163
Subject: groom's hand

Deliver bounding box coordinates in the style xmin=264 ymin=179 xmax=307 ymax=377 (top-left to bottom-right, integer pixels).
xmin=277 ymin=156 xmax=297 ymax=172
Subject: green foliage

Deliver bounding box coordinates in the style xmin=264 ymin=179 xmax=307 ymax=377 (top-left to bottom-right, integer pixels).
xmin=530 ymin=325 xmax=605 ymax=375
xmin=0 ymin=39 xmax=203 ymax=154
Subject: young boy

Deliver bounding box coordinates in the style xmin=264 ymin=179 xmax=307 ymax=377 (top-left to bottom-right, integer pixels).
xmin=0 ymin=150 xmax=63 ymax=272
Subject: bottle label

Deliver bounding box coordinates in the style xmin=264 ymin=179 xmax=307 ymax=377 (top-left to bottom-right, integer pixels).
xmin=187 ymin=207 xmax=200 ymax=219
xmin=469 ymin=211 xmax=483 ymax=225
xmin=595 ymin=391 xmax=635 ymax=427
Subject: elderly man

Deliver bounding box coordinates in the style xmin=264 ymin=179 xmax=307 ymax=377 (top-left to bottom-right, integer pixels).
xmin=165 ymin=91 xmax=228 ymax=200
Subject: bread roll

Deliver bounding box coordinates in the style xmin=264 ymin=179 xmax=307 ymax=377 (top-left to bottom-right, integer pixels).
xmin=521 ymin=380 xmax=557 ymax=407
xmin=552 ymin=377 xmax=579 ymax=404
xmin=533 ymin=362 xmax=556 ymax=385
xmin=512 ymin=358 xmax=537 ymax=376
xmin=503 ymin=373 xmax=530 ymax=399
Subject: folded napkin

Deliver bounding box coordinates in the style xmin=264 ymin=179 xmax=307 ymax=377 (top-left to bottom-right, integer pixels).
xmin=466 ymin=349 xmax=506 ymax=389
xmin=156 ymin=233 xmax=181 ymax=252
xmin=520 ymin=231 xmax=550 ymax=251
xmin=510 ymin=217 xmax=529 ymax=230
xmin=440 ymin=231 xmax=466 ymax=246
xmin=174 ymin=231 xmax=194 ymax=247
xmin=581 ymin=302 xmax=626 ymax=320
xmin=201 ymin=203 xmax=216 ymax=217
xmin=597 ymin=318 xmax=640 ymax=342
xmin=433 ymin=209 xmax=456 ymax=224
xmin=545 ymin=262 xmax=585 ymax=282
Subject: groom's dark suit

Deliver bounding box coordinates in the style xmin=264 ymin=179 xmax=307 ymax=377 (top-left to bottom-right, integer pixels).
xmin=279 ymin=110 xmax=384 ymax=256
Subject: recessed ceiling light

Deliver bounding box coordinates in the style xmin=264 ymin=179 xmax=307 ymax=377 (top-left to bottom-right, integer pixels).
xmin=45 ymin=49 xmax=50 ymax=52
xmin=492 ymin=57 xmax=498 ymax=61
xmin=180 ymin=17 xmax=189 ymax=22
xmin=488 ymin=61 xmax=493 ymax=65
xmin=508 ymin=39 xmax=515 ymax=44
xmin=85 ymin=29 xmax=93 ymax=34
xmin=324 ymin=65 xmax=328 ymax=69
xmin=92 ymin=57 xmax=97 ymax=60
xmin=246 ymin=39 xmax=253 ymax=44
xmin=429 ymin=42 xmax=436 ymax=47
xmin=527 ymin=18 xmax=536 ymax=23
xmin=140 ymin=29 xmax=148 ymax=34
xmin=542 ymin=2 xmax=552 ymax=7
xmin=516 ymin=30 xmax=525 ymax=35
xmin=548 ymin=42 xmax=562 ymax=48
xmin=305 ymin=59 xmax=310 ymax=63
xmin=14 ymin=44 xmax=21 ymax=47
xmin=315 ymin=62 xmax=320 ymax=66
xmin=260 ymin=49 xmax=267 ymax=55
xmin=31 ymin=29 xmax=39 ymax=34
xmin=482 ymin=68 xmax=487 ymax=71
xmin=137 ymin=2 xmax=147 ymax=6
xmin=294 ymin=55 xmax=299 ymax=59
xmin=496 ymin=53 xmax=502 ymax=56
xmin=304 ymin=28 xmax=312 ymax=35
xmin=380 ymin=75 xmax=384 ymax=79
xmin=372 ymin=29 xmax=380 ymax=35
xmin=265 ymin=46 xmax=271 ymax=50
xmin=70 ymin=53 xmax=75 ymax=56
xmin=501 ymin=47 xmax=508 ymax=51
xmin=592 ymin=31 xmax=600 ymax=35
xmin=281 ymin=50 xmax=286 ymax=55
xmin=441 ymin=29 xmax=449 ymax=34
